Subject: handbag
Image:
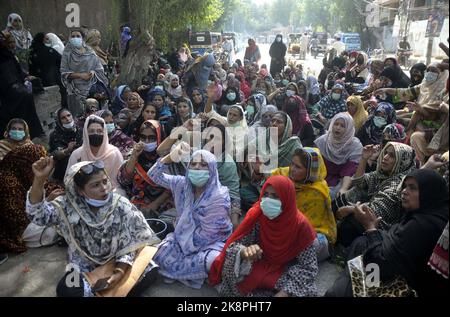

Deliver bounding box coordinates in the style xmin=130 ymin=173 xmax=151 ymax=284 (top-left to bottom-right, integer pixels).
xmin=348 ymin=255 xmax=417 ymax=297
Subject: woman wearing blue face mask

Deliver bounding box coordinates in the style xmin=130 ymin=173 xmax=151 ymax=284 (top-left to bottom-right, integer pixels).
xmin=0 ymin=118 xmax=32 ymax=161
xmin=99 ymin=110 xmax=134 ymax=160
xmin=27 ymin=157 xmax=161 ymax=297
xmin=148 ymin=147 xmax=233 ymax=288
xmin=209 ymin=175 xmax=318 ymax=297
xmin=357 ymin=102 xmax=397 ymax=146
xmin=61 ymin=30 xmax=108 ymax=118
xmin=118 ymin=120 xmax=170 ymax=217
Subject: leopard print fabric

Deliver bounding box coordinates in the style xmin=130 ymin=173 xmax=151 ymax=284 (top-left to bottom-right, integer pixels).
xmin=349 ymin=255 xmax=417 ymax=297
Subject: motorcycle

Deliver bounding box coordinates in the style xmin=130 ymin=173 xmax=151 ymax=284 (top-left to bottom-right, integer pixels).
xmin=310 ymin=45 xmax=319 ymax=59
xmin=397 ymin=49 xmax=413 ymax=68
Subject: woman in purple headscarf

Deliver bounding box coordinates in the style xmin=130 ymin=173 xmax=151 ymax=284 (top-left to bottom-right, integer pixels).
xmin=148 ymin=146 xmax=233 ymax=289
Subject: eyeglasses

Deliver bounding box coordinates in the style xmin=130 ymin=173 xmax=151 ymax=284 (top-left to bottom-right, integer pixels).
xmin=78 ymin=161 xmax=105 ymax=175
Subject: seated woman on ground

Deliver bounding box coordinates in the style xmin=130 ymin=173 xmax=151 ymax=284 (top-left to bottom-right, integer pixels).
xmin=75 ymin=98 xmax=100 ymax=130
xmin=0 ymin=118 xmax=32 ymax=161
xmin=27 ymin=157 xmax=161 ymax=297
xmin=346 ymin=95 xmax=368 ymax=135
xmin=148 ymin=146 xmax=233 ymax=289
xmin=118 ymin=120 xmax=172 ymax=218
xmin=247 ymin=111 xmax=302 ymax=169
xmin=111 ymin=85 xmax=132 ymax=116
xmin=310 ymin=83 xmax=348 ymax=128
xmin=209 ymin=175 xmax=318 ymax=297
xmin=272 ymin=148 xmax=337 ymax=262
xmin=364 ymin=123 xmax=407 ymax=173
xmin=116 ymin=92 xmax=144 ymax=135
xmin=375 ymin=63 xmax=448 ymax=128
xmin=280 ymin=82 xmax=315 ymax=147
xmin=49 ymin=109 xmax=83 ymax=183
xmin=314 ymin=112 xmax=363 ymax=200
xmin=97 ymin=110 xmax=134 ymax=159
xmin=127 ymin=103 xmax=159 ymax=141
xmin=173 ymin=97 xmax=195 ymax=127
xmin=333 ymin=142 xmax=416 ymax=247
xmin=357 ymin=102 xmax=396 ymax=146
xmin=0 ymin=143 xmax=61 ymax=255
xmin=66 ymin=115 xmax=124 ymax=192
xmin=326 ymin=169 xmax=448 ymax=297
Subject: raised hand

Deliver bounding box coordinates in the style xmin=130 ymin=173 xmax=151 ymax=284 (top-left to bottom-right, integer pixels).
xmin=32 ymin=156 xmax=54 ymax=180
xmin=362 ymin=144 xmax=378 ymax=161
xmin=131 ymin=142 xmax=145 ymax=159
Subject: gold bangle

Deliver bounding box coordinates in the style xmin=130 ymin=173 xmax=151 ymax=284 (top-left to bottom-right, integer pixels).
xmin=113 ymin=267 xmax=125 ymax=275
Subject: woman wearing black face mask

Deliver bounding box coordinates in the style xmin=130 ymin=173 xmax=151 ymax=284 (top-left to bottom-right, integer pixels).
xmin=66 ymin=115 xmax=124 ymax=192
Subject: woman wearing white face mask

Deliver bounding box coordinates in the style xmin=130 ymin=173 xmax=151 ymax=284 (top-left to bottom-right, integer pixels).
xmin=118 ymin=120 xmax=171 ymax=217
xmin=313 ymin=83 xmax=348 ymax=126
xmin=209 ymin=175 xmax=318 ymax=297
xmin=375 ymin=63 xmax=448 ymax=133
xmin=27 ymin=157 xmax=161 ymax=297
xmin=357 ymin=102 xmax=397 ymax=146
xmin=49 ymin=109 xmax=83 ymax=182
xmin=148 ymin=147 xmax=233 ymax=288
xmin=61 ymin=30 xmax=108 ymax=118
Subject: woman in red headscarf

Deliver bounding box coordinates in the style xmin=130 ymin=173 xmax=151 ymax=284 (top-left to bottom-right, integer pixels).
xmin=209 ymin=175 xmax=318 ymax=297
xmin=118 ymin=120 xmax=172 ymax=217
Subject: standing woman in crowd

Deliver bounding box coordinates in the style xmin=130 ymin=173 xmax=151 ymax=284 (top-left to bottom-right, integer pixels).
xmin=4 ymin=13 xmax=32 ymax=70
xmin=210 ymin=175 xmax=318 ymax=297
xmin=0 ymin=31 xmax=45 ymax=139
xmin=45 ymin=33 xmax=65 ymax=55
xmin=61 ymin=29 xmax=108 ymax=118
xmin=85 ymin=29 xmax=109 ymax=71
xmin=28 ymin=32 xmax=62 ymax=87
xmin=269 ymin=34 xmax=287 ymax=77
xmin=49 ymin=109 xmax=83 ymax=183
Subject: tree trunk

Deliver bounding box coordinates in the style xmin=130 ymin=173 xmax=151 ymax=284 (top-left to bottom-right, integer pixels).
xmin=114 ymin=0 xmax=161 ymax=90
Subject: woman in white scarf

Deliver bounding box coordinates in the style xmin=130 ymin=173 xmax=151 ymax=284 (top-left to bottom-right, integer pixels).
xmin=4 ymin=13 xmax=32 ymax=50
xmin=45 ymin=33 xmax=65 ymax=55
